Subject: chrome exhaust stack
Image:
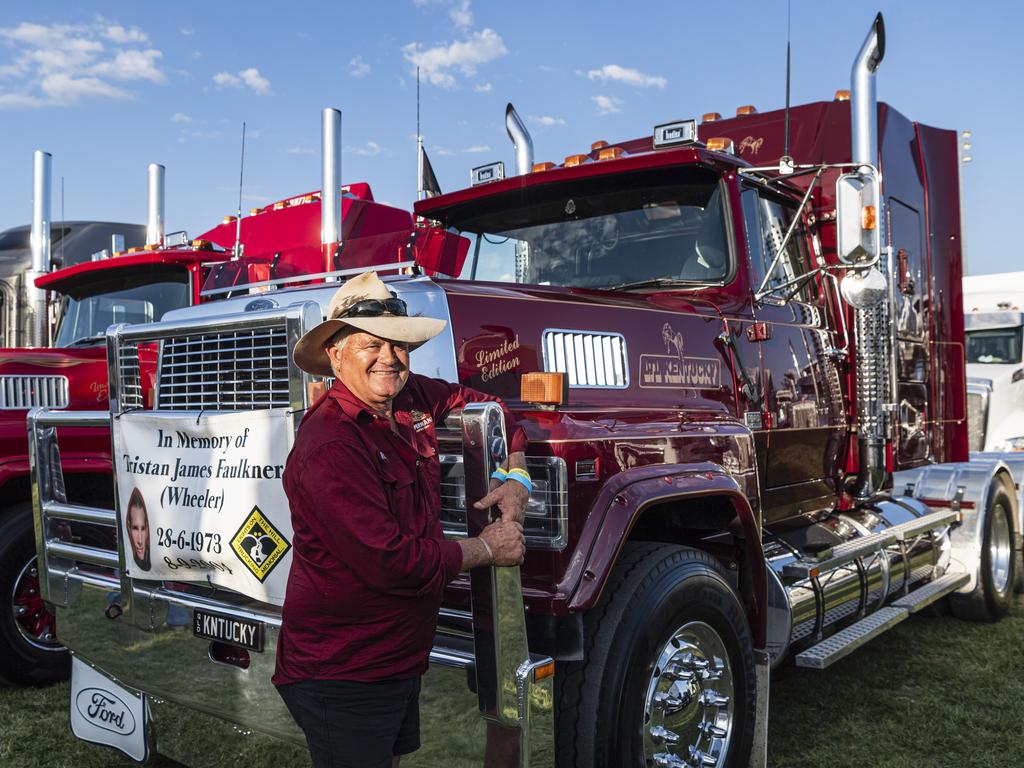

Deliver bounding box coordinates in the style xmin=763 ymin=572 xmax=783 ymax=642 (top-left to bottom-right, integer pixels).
xmin=851 ymin=13 xmax=885 ymax=170
xmin=848 ymin=12 xmax=891 ymax=500
xmin=504 ymin=103 xmax=533 ymax=176
xmin=321 ymin=108 xmax=342 ymax=272
xmin=146 ymin=163 xmax=166 ymax=247
xmin=28 ymin=150 xmax=52 ymax=347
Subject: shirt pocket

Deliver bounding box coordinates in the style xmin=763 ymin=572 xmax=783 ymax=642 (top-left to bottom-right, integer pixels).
xmin=380 ymin=461 xmax=425 ymax=535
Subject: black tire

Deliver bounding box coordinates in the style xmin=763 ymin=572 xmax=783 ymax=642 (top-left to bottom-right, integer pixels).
xmin=0 ymin=504 xmax=69 ymax=686
xmin=949 ymin=479 xmax=1017 ymax=622
xmin=555 ymin=542 xmax=756 ymax=768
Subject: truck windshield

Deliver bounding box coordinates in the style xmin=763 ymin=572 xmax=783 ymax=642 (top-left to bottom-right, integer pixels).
xmin=55 ymin=281 xmax=190 ymax=347
xmin=444 ymin=167 xmax=728 ymax=289
xmin=966 ymin=327 xmax=1023 ymax=364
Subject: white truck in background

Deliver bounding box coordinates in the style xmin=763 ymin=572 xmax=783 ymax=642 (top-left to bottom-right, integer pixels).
xmin=964 ymin=271 xmax=1024 ymax=453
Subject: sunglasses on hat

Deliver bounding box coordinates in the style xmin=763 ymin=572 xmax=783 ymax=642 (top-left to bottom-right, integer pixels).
xmin=337 ymin=297 xmax=408 ymax=319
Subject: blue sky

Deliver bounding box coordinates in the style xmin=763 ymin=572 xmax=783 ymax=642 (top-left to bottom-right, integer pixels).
xmin=0 ymin=1 xmax=1019 ymax=275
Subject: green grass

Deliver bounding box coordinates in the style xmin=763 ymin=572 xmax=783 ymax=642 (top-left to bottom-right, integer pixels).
xmin=2 ymin=596 xmax=1022 ymax=767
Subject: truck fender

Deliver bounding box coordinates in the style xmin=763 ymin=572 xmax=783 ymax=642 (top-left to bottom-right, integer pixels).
xmin=559 ymin=461 xmax=766 ymax=648
xmin=970 ymin=451 xmax=1024 ymax=549
xmin=894 ymin=458 xmax=1018 ymax=594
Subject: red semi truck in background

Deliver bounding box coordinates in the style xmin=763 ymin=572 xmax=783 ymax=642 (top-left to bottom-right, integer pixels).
xmin=3 ymin=131 xmax=418 ymax=686
xmin=28 ymin=15 xmax=1022 ymax=767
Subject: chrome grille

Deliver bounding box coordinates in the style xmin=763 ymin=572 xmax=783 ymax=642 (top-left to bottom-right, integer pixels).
xmin=156 ymin=326 xmax=290 ymax=410
xmin=967 ymin=389 xmax=988 ymax=452
xmin=118 ymin=346 xmax=143 ymax=411
xmin=0 ymin=375 xmax=69 ymax=409
xmin=542 ymin=329 xmax=628 ymax=388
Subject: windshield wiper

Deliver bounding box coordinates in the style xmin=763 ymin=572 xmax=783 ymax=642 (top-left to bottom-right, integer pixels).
xmin=600 ymin=277 xmax=698 ymax=292
xmin=65 ymin=334 xmax=106 ymax=347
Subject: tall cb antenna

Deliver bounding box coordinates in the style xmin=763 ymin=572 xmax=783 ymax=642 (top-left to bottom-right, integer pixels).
xmin=416 ymin=66 xmax=424 ymax=200
xmin=234 ymin=121 xmax=247 ymax=259
xmin=781 ymin=0 xmax=794 ymax=173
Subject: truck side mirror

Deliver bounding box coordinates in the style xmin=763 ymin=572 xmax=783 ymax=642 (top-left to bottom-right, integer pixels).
xmin=835 ymin=170 xmax=881 ymax=264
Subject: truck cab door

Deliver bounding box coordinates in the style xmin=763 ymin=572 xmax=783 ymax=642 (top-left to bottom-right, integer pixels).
xmin=739 ymin=187 xmax=846 ymax=523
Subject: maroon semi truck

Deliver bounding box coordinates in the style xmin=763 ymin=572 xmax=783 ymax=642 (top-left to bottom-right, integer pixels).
xmin=28 ymin=16 xmax=1021 ymax=767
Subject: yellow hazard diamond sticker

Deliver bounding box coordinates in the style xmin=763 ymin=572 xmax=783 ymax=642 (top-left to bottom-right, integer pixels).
xmin=230 ymin=506 xmax=291 ymax=583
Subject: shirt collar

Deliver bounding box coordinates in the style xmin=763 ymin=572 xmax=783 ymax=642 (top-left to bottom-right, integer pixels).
xmin=328 ymin=377 xmax=414 ymax=422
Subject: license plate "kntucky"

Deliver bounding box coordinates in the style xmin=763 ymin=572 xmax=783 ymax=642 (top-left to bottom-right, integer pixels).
xmin=192 ymin=607 xmax=264 ymax=651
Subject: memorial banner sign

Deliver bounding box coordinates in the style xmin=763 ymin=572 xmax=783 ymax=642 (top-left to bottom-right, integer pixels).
xmin=113 ymin=409 xmax=294 ymax=604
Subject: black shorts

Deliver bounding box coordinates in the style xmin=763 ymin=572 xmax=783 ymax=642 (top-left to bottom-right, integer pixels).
xmin=276 ymin=677 xmax=421 ymax=768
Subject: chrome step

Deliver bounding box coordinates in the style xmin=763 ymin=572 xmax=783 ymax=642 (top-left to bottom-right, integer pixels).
xmin=784 ymin=509 xmax=958 ymax=579
xmin=891 ymin=571 xmax=969 ymax=613
xmin=794 ymin=607 xmax=907 ymax=669
xmin=794 ymin=572 xmax=968 ymax=669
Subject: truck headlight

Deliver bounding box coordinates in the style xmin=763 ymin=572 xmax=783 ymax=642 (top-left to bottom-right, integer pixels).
xmin=993 ymin=436 xmax=1024 ymax=452
xmin=439 ymin=455 xmax=568 ymax=550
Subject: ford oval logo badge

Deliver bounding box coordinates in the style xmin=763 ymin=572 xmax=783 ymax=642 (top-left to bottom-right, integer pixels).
xmin=75 ymin=687 xmax=137 ymax=735
xmin=245 ymin=298 xmax=277 ymax=312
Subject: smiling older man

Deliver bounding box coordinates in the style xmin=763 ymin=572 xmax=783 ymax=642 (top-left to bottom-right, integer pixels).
xmin=273 ymin=271 xmax=529 ymax=768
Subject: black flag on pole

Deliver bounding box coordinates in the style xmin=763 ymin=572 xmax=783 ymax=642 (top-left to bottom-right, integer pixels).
xmin=419 ymin=144 xmax=441 ymax=199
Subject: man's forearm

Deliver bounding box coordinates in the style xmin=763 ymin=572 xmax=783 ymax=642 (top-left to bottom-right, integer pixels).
xmin=457 ymin=537 xmax=493 ymax=571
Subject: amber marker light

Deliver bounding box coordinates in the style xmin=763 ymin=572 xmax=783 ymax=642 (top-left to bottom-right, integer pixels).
xmin=590 ymin=140 xmax=609 ymax=150
xmin=564 ymin=154 xmax=589 ymax=167
xmin=249 ymin=207 xmax=262 ymax=215
xmin=702 ymin=112 xmax=722 ymax=123
xmin=705 ymin=137 xmax=735 ymax=154
xmin=736 ymin=105 xmax=758 ymax=115
xmin=521 ymin=372 xmax=566 ymax=407
xmin=534 ymin=660 xmax=556 ymax=681
xmin=834 ymin=89 xmax=851 ymax=102
xmin=222 ymin=215 xmax=237 ymax=224
xmin=597 ymin=146 xmax=624 ymax=161
xmin=861 ymin=205 xmax=877 ymax=230
xmin=532 ymin=161 xmax=556 ymax=172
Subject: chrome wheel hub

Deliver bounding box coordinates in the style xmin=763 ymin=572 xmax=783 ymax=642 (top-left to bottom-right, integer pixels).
xmin=11 ymin=557 xmax=62 ymax=652
xmin=643 ymin=621 xmax=734 ymax=768
xmin=990 ymin=503 xmax=1012 ymax=596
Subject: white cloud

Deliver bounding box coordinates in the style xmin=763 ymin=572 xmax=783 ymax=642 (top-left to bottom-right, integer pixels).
xmin=286 ymin=146 xmax=314 ymax=155
xmin=90 ymin=49 xmax=164 ymax=82
xmin=450 ymin=0 xmax=473 ymax=29
xmin=180 ymin=28 xmax=195 ymax=36
xmin=213 ymin=68 xmax=270 ymax=95
xmin=586 ymin=64 xmax=666 ymax=89
xmin=473 ymin=82 xmax=492 ymax=93
xmin=103 ymin=25 xmax=148 ymax=44
xmin=349 ymin=55 xmax=370 ymax=78
xmin=433 ymin=146 xmax=455 ymax=157
xmin=171 ymin=111 xmax=192 ymax=123
xmin=41 ymin=73 xmax=130 ymax=104
xmin=345 ymin=141 xmax=383 ymax=156
xmin=403 ymin=28 xmax=506 ymax=88
xmin=529 ymin=114 xmax=566 ymax=127
xmin=592 ymin=95 xmax=622 ymax=115
xmin=463 ymin=145 xmax=490 ymax=153
xmin=239 ymin=67 xmax=270 ymax=94
xmin=0 ymin=20 xmax=165 ymax=108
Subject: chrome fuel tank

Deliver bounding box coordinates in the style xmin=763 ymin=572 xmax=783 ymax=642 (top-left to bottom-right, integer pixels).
xmin=764 ymin=497 xmax=950 ymax=665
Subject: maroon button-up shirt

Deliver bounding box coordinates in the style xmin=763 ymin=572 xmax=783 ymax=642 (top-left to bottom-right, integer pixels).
xmin=273 ymin=374 xmax=527 ymax=685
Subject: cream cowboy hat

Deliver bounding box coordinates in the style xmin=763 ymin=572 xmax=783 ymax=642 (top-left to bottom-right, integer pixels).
xmin=292 ymin=271 xmax=446 ymax=377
